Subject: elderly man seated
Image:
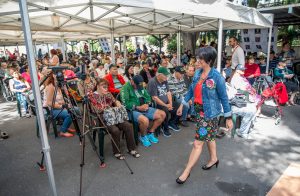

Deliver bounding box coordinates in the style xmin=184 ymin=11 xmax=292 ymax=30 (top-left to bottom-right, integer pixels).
xmin=120 ymin=75 xmax=166 ymax=147
xmin=167 ymin=66 xmax=191 ymax=127
xmin=229 ymin=64 xmax=259 ymax=139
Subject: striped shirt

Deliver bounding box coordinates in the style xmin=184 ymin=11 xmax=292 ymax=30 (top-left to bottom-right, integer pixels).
xmin=167 ymin=74 xmax=187 ymax=99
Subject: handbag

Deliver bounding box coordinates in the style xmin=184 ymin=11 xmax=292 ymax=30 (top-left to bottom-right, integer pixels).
xmin=102 ymin=97 xmax=128 ymax=126
xmin=230 ymin=96 xmax=247 ymax=108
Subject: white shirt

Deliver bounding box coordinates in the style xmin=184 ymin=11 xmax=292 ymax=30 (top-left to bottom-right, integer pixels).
xmin=231 ymin=45 xmax=245 ymax=70
xmin=95 ymin=68 xmax=106 ymax=78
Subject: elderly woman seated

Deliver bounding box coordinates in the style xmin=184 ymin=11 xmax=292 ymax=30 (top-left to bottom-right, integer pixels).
xmin=88 ymin=78 xmax=140 ymax=160
xmin=274 ymin=58 xmax=299 ymax=105
xmin=229 ymin=64 xmax=260 ymax=139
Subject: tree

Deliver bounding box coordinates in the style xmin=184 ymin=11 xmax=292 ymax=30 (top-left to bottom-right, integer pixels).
xmin=126 ymin=41 xmax=135 ymax=53
xmin=167 ymin=34 xmax=177 ymax=53
xmin=146 ymin=35 xmax=160 ymax=48
xmin=247 ymin=0 xmax=259 ymax=8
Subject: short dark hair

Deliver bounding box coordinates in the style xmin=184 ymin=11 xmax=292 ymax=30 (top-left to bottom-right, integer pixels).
xmin=229 ymin=37 xmax=238 ymax=42
xmin=196 ymin=46 xmax=217 ymax=67
xmin=109 ymin=64 xmax=117 ymax=70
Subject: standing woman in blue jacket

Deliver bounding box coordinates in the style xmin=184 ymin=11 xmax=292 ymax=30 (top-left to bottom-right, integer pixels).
xmin=176 ymin=46 xmax=233 ymax=184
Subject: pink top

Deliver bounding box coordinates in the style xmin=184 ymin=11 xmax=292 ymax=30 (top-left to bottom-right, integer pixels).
xmin=21 ymin=72 xmax=40 ymax=84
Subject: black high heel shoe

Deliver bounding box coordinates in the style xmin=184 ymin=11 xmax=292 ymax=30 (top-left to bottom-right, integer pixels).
xmin=202 ymin=160 xmax=219 ymax=170
xmin=176 ymin=173 xmax=190 ymax=184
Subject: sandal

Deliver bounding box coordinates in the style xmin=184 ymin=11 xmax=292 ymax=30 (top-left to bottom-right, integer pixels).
xmin=128 ymin=150 xmax=140 ymax=158
xmin=114 ymin=153 xmax=125 ymax=160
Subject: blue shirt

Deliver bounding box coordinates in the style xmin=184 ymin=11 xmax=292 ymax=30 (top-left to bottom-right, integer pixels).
xmin=183 ymin=68 xmax=232 ymax=120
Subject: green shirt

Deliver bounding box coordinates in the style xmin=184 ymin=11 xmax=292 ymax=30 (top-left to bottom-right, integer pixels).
xmin=120 ymin=82 xmax=151 ymax=110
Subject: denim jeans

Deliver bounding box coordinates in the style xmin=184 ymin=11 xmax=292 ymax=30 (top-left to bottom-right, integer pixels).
xmin=174 ymin=96 xmax=190 ymax=121
xmin=16 ymin=92 xmax=28 ymax=112
xmin=231 ymin=103 xmax=256 ymax=135
xmin=52 ymin=109 xmax=72 ymax=133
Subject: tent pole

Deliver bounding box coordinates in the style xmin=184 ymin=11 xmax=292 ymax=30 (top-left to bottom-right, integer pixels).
xmin=177 ymin=27 xmax=181 ymax=66
xmin=123 ymin=35 xmax=127 ymax=66
xmin=60 ymin=37 xmax=66 ymax=62
xmin=110 ymin=19 xmax=115 ymax=64
xmin=16 ymin=43 xmax=19 ymax=57
xmin=34 ymin=41 xmax=37 ymax=58
xmin=217 ymin=19 xmax=223 ymax=72
xmin=47 ymin=43 xmax=50 ymax=55
xmin=89 ymin=40 xmax=92 ymax=60
xmin=18 ymin=1 xmax=57 ymax=196
xmin=266 ymin=27 xmax=272 ymax=74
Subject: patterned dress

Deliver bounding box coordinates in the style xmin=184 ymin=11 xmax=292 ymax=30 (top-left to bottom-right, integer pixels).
xmin=194 ymin=80 xmax=219 ymax=142
xmin=194 ymin=104 xmax=219 ymax=142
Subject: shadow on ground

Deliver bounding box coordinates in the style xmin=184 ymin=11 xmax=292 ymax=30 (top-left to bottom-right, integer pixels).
xmin=0 ymin=100 xmax=299 ymax=196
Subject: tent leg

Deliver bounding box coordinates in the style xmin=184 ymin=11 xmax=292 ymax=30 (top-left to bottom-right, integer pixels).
xmin=61 ymin=37 xmax=66 ymax=62
xmin=89 ymin=40 xmax=92 ymax=60
xmin=110 ymin=19 xmax=115 ymax=64
xmin=177 ymin=27 xmax=181 ymax=66
xmin=47 ymin=43 xmax=50 ymax=55
xmin=123 ymin=35 xmax=127 ymax=66
xmin=266 ymin=27 xmax=272 ymax=74
xmin=18 ymin=1 xmax=57 ymax=196
xmin=217 ymin=19 xmax=223 ymax=72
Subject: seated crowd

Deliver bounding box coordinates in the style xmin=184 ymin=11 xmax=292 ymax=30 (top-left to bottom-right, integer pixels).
xmin=0 ymin=41 xmax=299 ymax=160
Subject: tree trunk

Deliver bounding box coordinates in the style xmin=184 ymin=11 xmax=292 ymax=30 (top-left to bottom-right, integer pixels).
xmin=182 ymin=32 xmax=197 ymax=55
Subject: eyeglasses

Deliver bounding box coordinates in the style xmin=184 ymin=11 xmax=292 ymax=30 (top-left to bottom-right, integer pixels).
xmin=100 ymin=85 xmax=108 ymax=89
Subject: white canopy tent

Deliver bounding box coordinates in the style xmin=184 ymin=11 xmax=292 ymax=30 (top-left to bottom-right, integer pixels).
xmin=0 ymin=0 xmax=272 ymax=42
xmin=0 ymin=1 xmax=273 ymax=195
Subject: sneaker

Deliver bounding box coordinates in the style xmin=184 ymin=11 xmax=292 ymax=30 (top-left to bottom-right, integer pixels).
xmin=147 ymin=133 xmax=159 ymax=144
xmin=139 ymin=135 xmax=151 ymax=147
xmin=169 ymin=123 xmax=181 ymax=132
xmin=161 ymin=127 xmax=171 ymax=137
xmin=25 ymin=113 xmax=31 ymax=118
xmin=180 ymin=120 xmax=189 ymax=127
xmin=236 ymin=129 xmax=248 ymax=139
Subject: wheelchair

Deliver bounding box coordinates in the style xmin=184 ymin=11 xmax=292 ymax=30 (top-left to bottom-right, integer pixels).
xmin=0 ymin=77 xmax=15 ymax=102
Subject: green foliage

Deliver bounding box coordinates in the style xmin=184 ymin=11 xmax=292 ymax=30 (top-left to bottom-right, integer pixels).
xmin=126 ymin=41 xmax=135 ymax=53
xmin=248 ymin=0 xmax=259 ymax=8
xmin=167 ymin=34 xmax=177 ymax=53
xmin=146 ymin=35 xmax=160 ymax=48
xmin=278 ymin=25 xmax=300 ymax=46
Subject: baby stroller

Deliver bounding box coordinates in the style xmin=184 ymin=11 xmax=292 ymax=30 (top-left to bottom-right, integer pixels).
xmin=257 ymin=76 xmax=287 ymax=125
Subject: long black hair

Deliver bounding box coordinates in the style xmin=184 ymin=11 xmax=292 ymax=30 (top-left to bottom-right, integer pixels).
xmin=196 ymin=46 xmax=217 ymax=68
xmin=125 ymin=64 xmax=134 ymax=80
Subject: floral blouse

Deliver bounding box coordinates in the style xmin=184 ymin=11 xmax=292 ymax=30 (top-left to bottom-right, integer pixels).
xmin=88 ymin=92 xmax=116 ymax=113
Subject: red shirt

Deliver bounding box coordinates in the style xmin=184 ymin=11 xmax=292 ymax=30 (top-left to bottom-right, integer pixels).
xmin=21 ymin=72 xmax=40 ymax=84
xmin=244 ymin=63 xmax=260 ymax=78
xmin=194 ymin=80 xmax=204 ymax=104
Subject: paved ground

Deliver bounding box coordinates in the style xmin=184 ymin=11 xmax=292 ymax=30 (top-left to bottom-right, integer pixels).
xmin=0 ymin=97 xmax=300 ymax=196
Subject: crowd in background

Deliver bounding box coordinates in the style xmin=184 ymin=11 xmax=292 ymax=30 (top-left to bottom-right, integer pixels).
xmin=0 ymin=38 xmax=299 ymax=158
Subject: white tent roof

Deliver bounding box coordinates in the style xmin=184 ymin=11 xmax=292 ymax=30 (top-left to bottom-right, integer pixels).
xmin=0 ymin=0 xmax=272 ymax=44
